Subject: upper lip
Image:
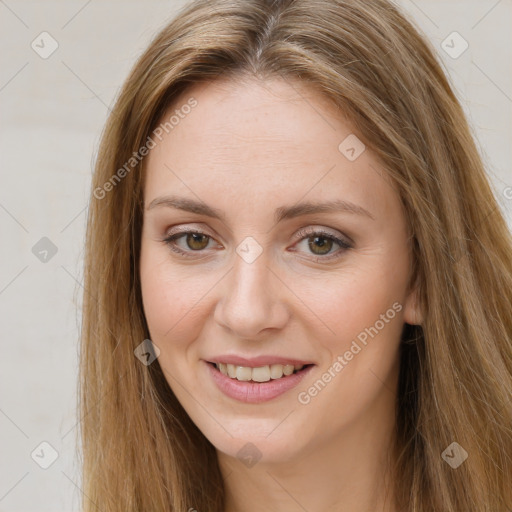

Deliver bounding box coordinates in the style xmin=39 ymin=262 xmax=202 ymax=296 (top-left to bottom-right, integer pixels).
xmin=206 ymin=355 xmax=314 ymax=367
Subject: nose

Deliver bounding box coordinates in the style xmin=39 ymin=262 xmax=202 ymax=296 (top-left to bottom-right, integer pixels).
xmin=213 ymin=250 xmax=289 ymax=339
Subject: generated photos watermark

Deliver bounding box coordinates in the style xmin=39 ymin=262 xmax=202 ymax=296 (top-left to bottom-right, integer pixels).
xmin=297 ymin=301 xmax=403 ymax=405
xmin=93 ymin=97 xmax=198 ymax=200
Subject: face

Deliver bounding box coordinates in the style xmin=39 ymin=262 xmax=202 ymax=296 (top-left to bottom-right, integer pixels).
xmin=139 ymin=75 xmax=421 ymax=465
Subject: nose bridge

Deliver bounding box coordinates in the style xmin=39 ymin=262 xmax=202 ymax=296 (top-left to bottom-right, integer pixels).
xmin=233 ymin=248 xmax=273 ymax=298
xmin=214 ymin=242 xmax=288 ymax=337
xmin=230 ymin=233 xmax=274 ymax=299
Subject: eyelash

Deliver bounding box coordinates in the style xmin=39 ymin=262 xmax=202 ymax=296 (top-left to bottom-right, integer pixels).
xmin=161 ymin=227 xmax=353 ymax=262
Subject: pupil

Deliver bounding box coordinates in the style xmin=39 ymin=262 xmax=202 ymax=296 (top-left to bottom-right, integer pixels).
xmin=309 ymin=235 xmax=332 ymax=255
xmin=188 ymin=233 xmax=208 ymax=250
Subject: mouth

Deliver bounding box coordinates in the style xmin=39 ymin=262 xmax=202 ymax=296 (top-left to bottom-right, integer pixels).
xmin=208 ymin=361 xmax=313 ymax=382
xmin=205 ymin=360 xmax=314 ymax=403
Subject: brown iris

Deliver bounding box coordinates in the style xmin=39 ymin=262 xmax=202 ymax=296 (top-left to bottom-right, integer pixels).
xmin=308 ymin=235 xmax=333 ymax=255
xmin=185 ymin=233 xmax=210 ymax=250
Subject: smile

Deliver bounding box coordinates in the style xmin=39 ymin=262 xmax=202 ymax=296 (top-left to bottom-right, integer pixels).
xmin=213 ymin=362 xmax=306 ymax=382
xmin=205 ymin=361 xmax=314 ymax=403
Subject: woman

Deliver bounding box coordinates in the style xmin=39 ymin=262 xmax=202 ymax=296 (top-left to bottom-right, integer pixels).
xmin=79 ymin=0 xmax=512 ymax=510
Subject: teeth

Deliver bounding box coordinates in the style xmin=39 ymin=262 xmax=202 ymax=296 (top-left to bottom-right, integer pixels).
xmin=236 ymin=366 xmax=252 ymax=381
xmin=215 ymin=363 xmax=305 ymax=381
xmin=270 ymin=364 xmax=284 ymax=379
xmin=227 ymin=364 xmax=236 ymax=378
xmin=283 ymin=364 xmax=294 ymax=376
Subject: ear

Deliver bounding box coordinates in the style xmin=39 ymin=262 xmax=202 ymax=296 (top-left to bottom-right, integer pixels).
xmin=402 ymin=279 xmax=423 ymax=326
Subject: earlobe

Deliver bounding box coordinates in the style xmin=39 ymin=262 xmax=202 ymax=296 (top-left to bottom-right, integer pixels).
xmin=403 ymin=284 xmax=423 ymax=326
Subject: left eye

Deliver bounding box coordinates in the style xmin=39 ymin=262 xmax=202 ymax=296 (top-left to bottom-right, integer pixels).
xmin=293 ymin=230 xmax=352 ymax=258
xmin=162 ymin=228 xmax=352 ymax=260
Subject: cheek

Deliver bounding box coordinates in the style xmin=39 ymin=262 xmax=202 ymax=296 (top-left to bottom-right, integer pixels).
xmin=139 ymin=248 xmax=217 ymax=348
xmin=293 ymin=272 xmax=405 ymax=434
xmin=306 ymin=265 xmax=405 ymax=349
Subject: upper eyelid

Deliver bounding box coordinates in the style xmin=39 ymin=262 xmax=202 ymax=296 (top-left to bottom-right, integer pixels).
xmin=164 ymin=225 xmax=348 ymax=242
xmin=164 ymin=226 xmax=352 ymax=252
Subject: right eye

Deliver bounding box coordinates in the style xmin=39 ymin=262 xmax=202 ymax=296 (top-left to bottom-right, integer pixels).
xmin=162 ymin=229 xmax=218 ymax=257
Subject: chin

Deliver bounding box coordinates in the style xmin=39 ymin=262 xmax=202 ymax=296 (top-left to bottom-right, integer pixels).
xmin=196 ymin=415 xmax=311 ymax=466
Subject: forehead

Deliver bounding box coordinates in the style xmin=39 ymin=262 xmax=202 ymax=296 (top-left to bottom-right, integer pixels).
xmin=156 ymin=76 xmax=348 ymax=160
xmin=144 ymin=76 xmax=398 ymax=221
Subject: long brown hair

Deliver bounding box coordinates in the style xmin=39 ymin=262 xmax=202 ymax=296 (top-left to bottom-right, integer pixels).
xmin=79 ymin=0 xmax=512 ymax=510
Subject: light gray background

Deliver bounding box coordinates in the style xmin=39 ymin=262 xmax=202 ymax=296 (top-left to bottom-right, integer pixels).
xmin=0 ymin=1 xmax=510 ymax=510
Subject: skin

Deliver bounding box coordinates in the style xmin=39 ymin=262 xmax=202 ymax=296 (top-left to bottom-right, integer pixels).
xmin=140 ymin=75 xmax=422 ymax=512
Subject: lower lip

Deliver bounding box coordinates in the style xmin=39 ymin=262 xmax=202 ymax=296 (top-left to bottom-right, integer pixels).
xmin=205 ymin=361 xmax=314 ymax=403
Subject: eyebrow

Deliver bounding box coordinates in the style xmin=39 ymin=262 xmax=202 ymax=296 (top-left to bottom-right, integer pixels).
xmin=146 ymin=195 xmax=375 ymax=222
